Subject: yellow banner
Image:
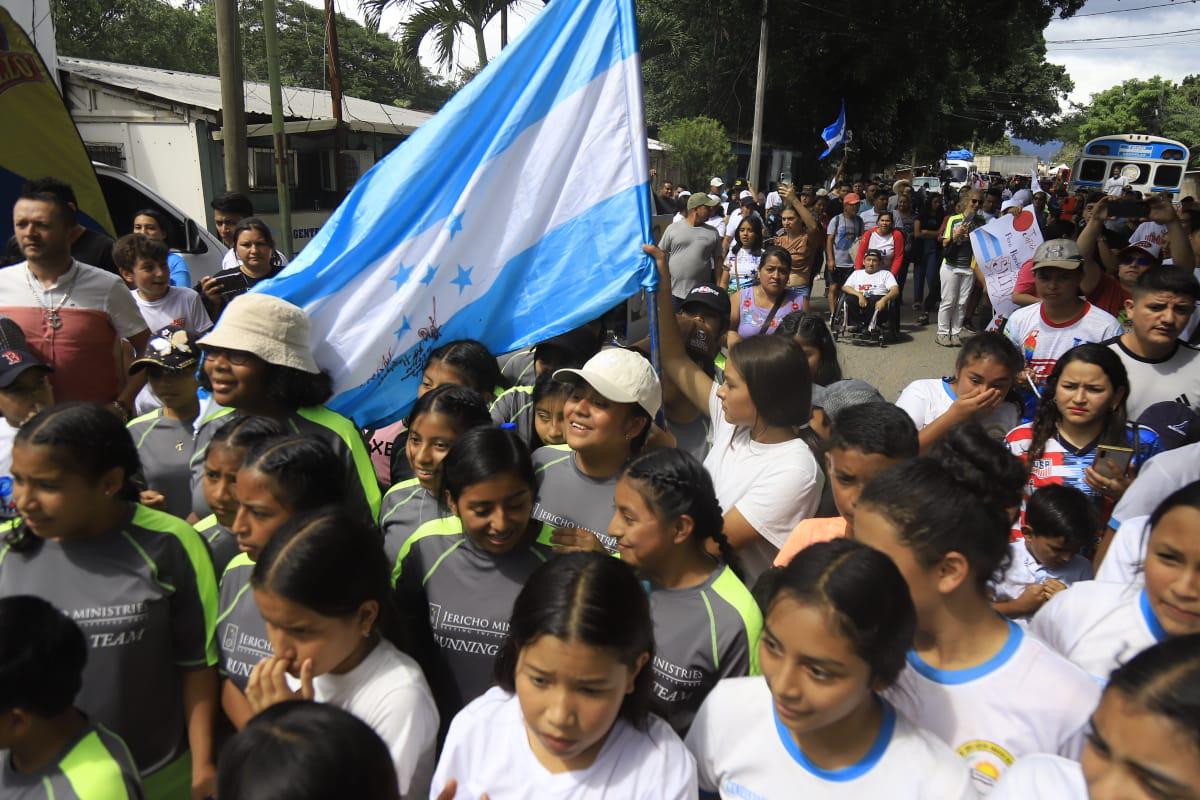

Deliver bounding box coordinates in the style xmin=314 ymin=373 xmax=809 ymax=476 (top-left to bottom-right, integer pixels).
xmin=0 ymin=8 xmax=114 ymax=239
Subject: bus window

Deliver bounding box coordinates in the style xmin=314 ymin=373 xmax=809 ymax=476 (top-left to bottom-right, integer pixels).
xmin=1079 ymin=159 xmax=1108 ymax=183
xmin=1155 ymin=164 xmax=1183 ymax=188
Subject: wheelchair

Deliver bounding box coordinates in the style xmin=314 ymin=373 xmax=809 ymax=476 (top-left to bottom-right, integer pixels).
xmin=830 ymin=293 xmax=889 ymax=347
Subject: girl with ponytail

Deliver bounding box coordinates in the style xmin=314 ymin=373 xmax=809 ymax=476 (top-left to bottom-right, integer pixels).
xmin=609 ymin=448 xmax=761 ymax=736
xmin=0 ymin=403 xmax=219 ymax=800
xmin=853 ymin=423 xmax=1100 ymax=793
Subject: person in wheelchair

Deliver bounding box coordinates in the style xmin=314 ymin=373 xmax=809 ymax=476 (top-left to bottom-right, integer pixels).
xmin=843 ymin=249 xmax=899 ymax=333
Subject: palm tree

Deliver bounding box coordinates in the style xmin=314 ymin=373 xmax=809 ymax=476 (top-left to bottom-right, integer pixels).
xmin=359 ymin=0 xmax=525 ymax=72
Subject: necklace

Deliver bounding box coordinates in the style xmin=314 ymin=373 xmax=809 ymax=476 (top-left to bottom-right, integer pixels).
xmin=25 ymin=263 xmax=77 ymax=331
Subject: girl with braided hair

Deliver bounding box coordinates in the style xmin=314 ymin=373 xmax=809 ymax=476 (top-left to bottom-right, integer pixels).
xmin=393 ymin=426 xmax=556 ymax=733
xmin=608 ymin=447 xmax=761 ymax=736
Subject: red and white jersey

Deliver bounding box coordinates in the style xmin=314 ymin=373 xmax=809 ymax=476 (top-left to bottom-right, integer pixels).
xmin=1003 ymin=302 xmax=1122 ymax=389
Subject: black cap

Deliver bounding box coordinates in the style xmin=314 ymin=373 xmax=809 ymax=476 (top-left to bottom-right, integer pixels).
xmin=681 ymin=283 xmax=732 ymax=318
xmin=0 ymin=317 xmax=50 ymax=389
xmin=1138 ymin=401 xmax=1200 ymax=452
xmin=129 ymin=325 xmax=200 ymax=374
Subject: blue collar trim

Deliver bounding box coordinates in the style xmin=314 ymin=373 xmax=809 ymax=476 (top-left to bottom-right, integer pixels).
xmin=1140 ymin=588 xmax=1169 ymax=642
xmin=772 ymin=699 xmax=896 ymax=782
xmin=941 ymin=378 xmax=957 ymax=401
xmin=906 ymin=619 xmax=1023 ymax=685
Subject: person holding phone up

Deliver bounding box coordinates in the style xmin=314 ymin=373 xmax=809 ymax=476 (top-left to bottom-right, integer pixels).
xmin=198 ymin=218 xmax=286 ymax=321
xmin=1005 ymin=343 xmax=1162 ymax=544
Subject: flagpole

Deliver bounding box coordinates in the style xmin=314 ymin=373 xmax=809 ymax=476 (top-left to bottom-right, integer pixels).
xmin=646 ymin=287 xmax=664 ymax=427
xmin=748 ymin=0 xmax=768 ymax=189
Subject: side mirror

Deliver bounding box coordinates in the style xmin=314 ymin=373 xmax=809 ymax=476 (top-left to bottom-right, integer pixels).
xmin=184 ymin=218 xmax=206 ymax=254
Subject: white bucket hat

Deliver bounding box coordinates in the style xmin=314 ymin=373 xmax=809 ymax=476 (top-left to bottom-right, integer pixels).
xmin=197 ymin=293 xmax=320 ymax=374
xmin=554 ymin=348 xmax=661 ymax=418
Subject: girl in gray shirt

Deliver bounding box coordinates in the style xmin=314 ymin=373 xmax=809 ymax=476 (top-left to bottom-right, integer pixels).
xmin=0 ymin=405 xmax=218 ymax=800
xmin=216 ymin=436 xmax=347 ymax=729
xmin=610 ymin=448 xmax=762 ymax=735
xmin=394 ymin=427 xmax=556 ymax=729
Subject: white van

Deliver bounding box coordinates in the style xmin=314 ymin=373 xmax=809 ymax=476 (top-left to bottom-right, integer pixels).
xmin=93 ymin=163 xmax=226 ymax=282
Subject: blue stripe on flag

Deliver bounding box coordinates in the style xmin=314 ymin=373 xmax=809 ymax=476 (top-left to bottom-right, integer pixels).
xmin=326 ymin=184 xmax=652 ymax=426
xmin=260 ymin=0 xmax=640 ymax=308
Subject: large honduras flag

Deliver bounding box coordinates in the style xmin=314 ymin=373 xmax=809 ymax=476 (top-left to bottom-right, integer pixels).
xmin=256 ymin=0 xmax=653 ymax=428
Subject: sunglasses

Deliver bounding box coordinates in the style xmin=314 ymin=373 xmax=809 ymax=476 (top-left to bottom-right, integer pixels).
xmin=1120 ymin=256 xmax=1156 ymax=267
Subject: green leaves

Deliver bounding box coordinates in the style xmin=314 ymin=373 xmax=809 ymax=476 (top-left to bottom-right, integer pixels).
xmin=1062 ymin=76 xmax=1200 ymax=167
xmin=658 ymin=116 xmax=735 ymax=192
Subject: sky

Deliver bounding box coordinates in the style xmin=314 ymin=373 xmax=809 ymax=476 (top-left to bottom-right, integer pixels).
xmin=1044 ymin=0 xmax=1200 ymax=106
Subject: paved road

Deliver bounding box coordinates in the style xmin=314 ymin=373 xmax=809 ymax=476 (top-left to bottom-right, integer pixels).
xmin=808 ymin=282 xmax=963 ymax=402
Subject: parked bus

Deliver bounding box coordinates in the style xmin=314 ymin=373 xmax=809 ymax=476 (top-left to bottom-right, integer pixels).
xmin=1070 ymin=134 xmax=1191 ymax=196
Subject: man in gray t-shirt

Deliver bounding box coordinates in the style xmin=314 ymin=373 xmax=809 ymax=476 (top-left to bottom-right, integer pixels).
xmin=659 ymin=193 xmax=721 ymax=301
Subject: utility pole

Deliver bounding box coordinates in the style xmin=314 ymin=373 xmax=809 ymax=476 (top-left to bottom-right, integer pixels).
xmin=214 ymin=0 xmax=248 ymax=193
xmin=501 ymin=6 xmax=508 ymax=48
xmin=262 ymin=0 xmax=293 ymax=257
xmin=748 ymin=0 xmax=768 ymax=190
xmin=325 ymin=0 xmax=347 ymax=194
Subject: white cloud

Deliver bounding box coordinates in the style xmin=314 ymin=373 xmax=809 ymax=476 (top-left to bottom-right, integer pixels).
xmin=1045 ymin=0 xmax=1200 ymax=107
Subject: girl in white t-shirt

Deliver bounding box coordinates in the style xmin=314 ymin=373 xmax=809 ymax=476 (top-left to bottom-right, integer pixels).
xmin=646 ymin=244 xmax=825 ymax=582
xmin=1030 ymin=482 xmax=1200 ymax=683
xmin=896 ymin=332 xmax=1023 ymax=451
xmin=244 ymin=509 xmax=438 ymax=798
xmin=993 ymin=634 xmax=1200 ymax=799
xmin=723 ymin=215 xmax=764 ymax=291
xmin=686 ymin=539 xmax=975 ymax=799
xmin=432 ymin=553 xmax=697 ymax=799
xmin=854 ymin=424 xmax=1100 ymax=794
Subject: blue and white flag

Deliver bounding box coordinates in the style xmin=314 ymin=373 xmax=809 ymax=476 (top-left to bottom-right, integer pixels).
xmin=256 ymin=0 xmax=653 ymax=428
xmin=818 ymin=101 xmax=846 ymax=160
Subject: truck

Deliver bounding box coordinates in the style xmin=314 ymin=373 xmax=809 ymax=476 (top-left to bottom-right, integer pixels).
xmin=945 ymin=159 xmax=976 ymax=191
xmin=974 ymin=154 xmax=1038 ymax=177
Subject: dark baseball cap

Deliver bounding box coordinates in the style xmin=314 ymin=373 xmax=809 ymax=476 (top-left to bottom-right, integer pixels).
xmin=129 ymin=325 xmax=200 ymax=374
xmin=1138 ymin=401 xmax=1200 ymax=452
xmin=681 ymin=283 xmax=732 ymax=318
xmin=534 ymin=327 xmax=600 ymax=368
xmin=0 ymin=317 xmax=50 ymax=389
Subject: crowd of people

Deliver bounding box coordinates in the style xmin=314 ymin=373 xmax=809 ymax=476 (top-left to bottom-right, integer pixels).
xmin=653 ymin=169 xmax=1200 ymax=350
xmin=0 ymin=166 xmax=1198 ymax=800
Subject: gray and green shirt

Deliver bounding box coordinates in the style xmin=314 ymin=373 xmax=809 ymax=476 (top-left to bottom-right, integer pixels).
xmin=128 ymin=410 xmax=194 ymax=520
xmin=0 ymin=506 xmax=218 ymax=798
xmin=648 ymin=564 xmax=762 ymax=736
xmin=379 ymin=478 xmax=446 ymax=565
xmin=489 ymin=385 xmax=535 ymax=446
xmin=195 ymin=514 xmax=238 ymax=577
xmin=394 ymin=516 xmax=554 ymax=719
xmin=0 ymin=720 xmax=144 ymax=800
xmin=189 ymin=406 xmax=382 ymax=522
xmin=531 ymin=444 xmax=620 ymax=553
xmin=216 ymin=554 xmax=272 ymax=691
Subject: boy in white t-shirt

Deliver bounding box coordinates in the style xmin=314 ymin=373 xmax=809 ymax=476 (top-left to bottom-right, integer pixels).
xmin=992 ymin=484 xmax=1094 ymax=619
xmin=1003 ymin=238 xmax=1122 ymax=394
xmin=114 ymin=234 xmax=212 ymax=334
xmin=842 ymin=249 xmax=898 ymax=331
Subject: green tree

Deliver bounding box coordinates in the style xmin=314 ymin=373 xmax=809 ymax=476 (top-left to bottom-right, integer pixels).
xmin=1060 ymin=75 xmax=1200 ymax=167
xmin=658 ymin=116 xmax=734 ymax=192
xmin=359 ymin=0 xmax=519 ymax=72
xmin=637 ymin=0 xmax=1082 ymax=179
xmin=975 ymin=136 xmax=1022 ymax=156
xmin=51 ymin=0 xmax=453 ymax=110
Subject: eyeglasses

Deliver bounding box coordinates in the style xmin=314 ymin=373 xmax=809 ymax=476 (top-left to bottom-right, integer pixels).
xmin=1120 ymin=256 xmax=1156 ymax=267
xmin=203 ymin=347 xmax=255 ymax=366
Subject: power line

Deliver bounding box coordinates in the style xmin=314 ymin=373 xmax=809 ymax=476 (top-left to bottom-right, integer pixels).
xmin=1067 ymin=0 xmax=1198 ymax=17
xmin=1048 ymin=36 xmax=1200 ymax=50
xmin=1046 ymin=26 xmax=1200 ymax=43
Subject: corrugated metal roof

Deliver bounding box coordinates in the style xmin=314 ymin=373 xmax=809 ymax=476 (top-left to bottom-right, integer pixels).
xmin=58 ymin=56 xmax=433 ymax=134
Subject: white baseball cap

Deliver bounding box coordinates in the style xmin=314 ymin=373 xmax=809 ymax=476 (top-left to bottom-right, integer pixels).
xmin=710 ymin=177 xmax=724 ymax=187
xmin=554 ymin=348 xmax=661 ymax=418
xmin=739 ymin=190 xmax=753 ymax=200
